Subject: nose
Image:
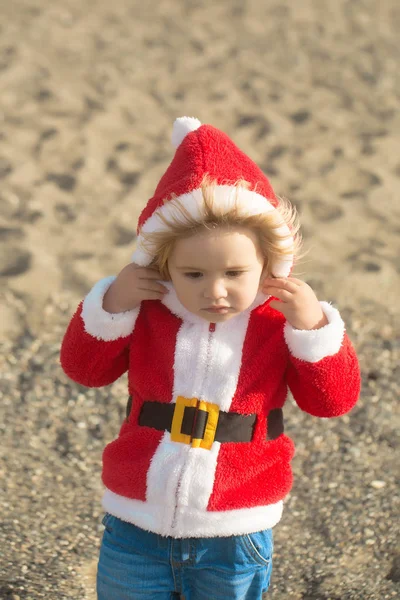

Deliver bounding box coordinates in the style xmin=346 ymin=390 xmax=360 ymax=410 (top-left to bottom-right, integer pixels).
xmin=203 ymin=278 xmax=228 ymax=300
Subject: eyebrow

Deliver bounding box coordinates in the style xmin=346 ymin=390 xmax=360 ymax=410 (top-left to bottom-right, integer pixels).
xmin=176 ymin=266 xmax=251 ymax=271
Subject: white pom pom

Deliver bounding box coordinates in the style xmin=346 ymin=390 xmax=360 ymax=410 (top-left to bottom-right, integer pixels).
xmin=171 ymin=116 xmax=202 ymax=148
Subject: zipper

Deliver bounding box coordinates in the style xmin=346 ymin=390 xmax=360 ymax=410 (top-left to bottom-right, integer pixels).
xmin=171 ymin=322 xmax=216 ymax=531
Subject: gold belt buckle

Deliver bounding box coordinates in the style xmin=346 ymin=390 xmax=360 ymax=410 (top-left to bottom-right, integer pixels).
xmin=170 ymin=396 xmax=220 ymax=450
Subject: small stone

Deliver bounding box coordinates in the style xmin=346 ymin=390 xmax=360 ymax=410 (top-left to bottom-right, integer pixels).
xmin=371 ymin=480 xmax=386 ymax=489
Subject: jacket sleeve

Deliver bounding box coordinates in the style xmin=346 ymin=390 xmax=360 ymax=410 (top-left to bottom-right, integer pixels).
xmin=60 ymin=276 xmax=141 ymax=388
xmin=284 ymin=302 xmax=361 ymax=417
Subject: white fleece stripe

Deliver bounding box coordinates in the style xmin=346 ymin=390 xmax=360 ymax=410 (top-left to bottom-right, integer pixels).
xmin=102 ymin=488 xmax=283 ymax=538
xmin=174 ymin=319 xmax=212 ymax=398
xmin=178 ymin=443 xmax=221 ymax=512
xmin=172 ymin=311 xmax=251 ymax=520
xmin=144 ymin=319 xmax=211 ymax=531
xmin=145 ymin=431 xmax=191 ymax=533
xmin=131 ymin=185 xmax=294 ymax=277
xmin=174 ymin=498 xmax=283 ymax=538
xmin=284 ymin=301 xmax=345 ymax=363
xmin=202 ymin=310 xmax=252 ymax=412
xmin=81 ymin=276 xmax=140 ymax=341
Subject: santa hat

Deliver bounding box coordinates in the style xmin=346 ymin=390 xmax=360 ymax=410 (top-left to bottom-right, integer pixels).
xmin=131 ymin=117 xmax=294 ymax=277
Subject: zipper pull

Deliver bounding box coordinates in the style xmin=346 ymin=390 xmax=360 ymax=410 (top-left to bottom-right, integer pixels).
xmin=209 ymin=323 xmax=216 ymax=332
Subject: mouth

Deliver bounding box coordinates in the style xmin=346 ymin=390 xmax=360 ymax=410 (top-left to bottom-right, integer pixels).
xmin=203 ymin=307 xmax=231 ymax=313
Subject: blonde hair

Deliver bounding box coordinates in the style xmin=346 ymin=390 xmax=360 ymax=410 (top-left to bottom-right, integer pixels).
xmin=140 ymin=176 xmax=303 ymax=280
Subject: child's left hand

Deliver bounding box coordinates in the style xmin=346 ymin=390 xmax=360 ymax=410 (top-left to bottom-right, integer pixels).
xmin=261 ymin=277 xmax=329 ymax=330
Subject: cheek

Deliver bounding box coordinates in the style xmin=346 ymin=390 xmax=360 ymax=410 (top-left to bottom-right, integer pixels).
xmin=175 ymin=279 xmax=197 ymax=303
xmin=236 ymin=275 xmax=260 ymax=301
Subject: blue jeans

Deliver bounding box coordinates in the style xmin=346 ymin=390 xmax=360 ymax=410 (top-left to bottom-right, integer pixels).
xmin=97 ymin=513 xmax=273 ymax=599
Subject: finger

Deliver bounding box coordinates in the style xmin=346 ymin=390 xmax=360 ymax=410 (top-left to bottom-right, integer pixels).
xmin=137 ymin=289 xmax=167 ymax=300
xmin=285 ymin=277 xmax=304 ymax=286
xmin=268 ymin=299 xmax=287 ymax=313
xmin=263 ymin=288 xmax=293 ymax=302
xmin=137 ymin=283 xmax=168 ymax=293
xmin=262 ymin=278 xmax=300 ymax=292
xmin=137 ymin=268 xmax=164 ymax=280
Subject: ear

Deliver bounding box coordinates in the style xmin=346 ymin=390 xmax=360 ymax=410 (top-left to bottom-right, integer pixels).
xmin=260 ymin=261 xmax=270 ymax=281
xmin=258 ymin=264 xmax=268 ymax=290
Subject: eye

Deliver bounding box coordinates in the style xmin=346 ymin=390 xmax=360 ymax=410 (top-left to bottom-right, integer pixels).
xmin=226 ymin=271 xmax=243 ymax=277
xmin=184 ymin=272 xmax=203 ymax=279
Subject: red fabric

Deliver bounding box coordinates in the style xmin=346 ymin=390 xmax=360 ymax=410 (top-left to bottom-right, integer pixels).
xmin=60 ymin=299 xmax=360 ymax=511
xmin=101 ymin=424 xmax=162 ymax=501
xmin=208 ymin=446 xmax=294 ymax=511
xmin=137 ymin=124 xmax=277 ymax=232
xmin=285 ymin=334 xmax=362 ymax=417
xmin=208 ymin=306 xmax=294 ymax=510
xmin=60 ymin=302 xmax=131 ymax=388
xmin=101 ymin=301 xmax=181 ymax=499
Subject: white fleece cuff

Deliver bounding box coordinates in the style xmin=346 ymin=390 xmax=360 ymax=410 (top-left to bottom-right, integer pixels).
xmin=81 ymin=276 xmax=140 ymax=341
xmin=284 ymin=301 xmax=345 ymax=363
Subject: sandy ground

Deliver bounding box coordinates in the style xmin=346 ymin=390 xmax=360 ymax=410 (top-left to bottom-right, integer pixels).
xmin=0 ymin=0 xmax=399 ymax=598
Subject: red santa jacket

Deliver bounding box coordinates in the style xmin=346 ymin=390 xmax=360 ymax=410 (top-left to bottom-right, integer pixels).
xmin=60 ymin=276 xmax=361 ymax=538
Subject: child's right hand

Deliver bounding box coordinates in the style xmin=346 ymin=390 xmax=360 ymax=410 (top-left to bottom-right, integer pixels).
xmin=102 ymin=263 xmax=169 ymax=314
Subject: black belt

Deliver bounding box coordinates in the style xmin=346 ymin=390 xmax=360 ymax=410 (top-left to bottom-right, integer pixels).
xmin=130 ymin=397 xmax=283 ymax=446
xmin=139 ymin=400 xmax=256 ymax=444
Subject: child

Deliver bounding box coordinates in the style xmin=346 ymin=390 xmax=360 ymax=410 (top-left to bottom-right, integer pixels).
xmin=60 ymin=117 xmax=361 ymax=600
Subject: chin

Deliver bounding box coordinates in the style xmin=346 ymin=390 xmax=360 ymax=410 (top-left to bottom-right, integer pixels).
xmin=199 ymin=311 xmax=237 ymax=323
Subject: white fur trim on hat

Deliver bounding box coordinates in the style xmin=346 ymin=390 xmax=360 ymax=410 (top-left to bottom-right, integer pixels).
xmin=171 ymin=116 xmax=202 ymax=148
xmin=131 ymin=185 xmax=294 ymax=277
